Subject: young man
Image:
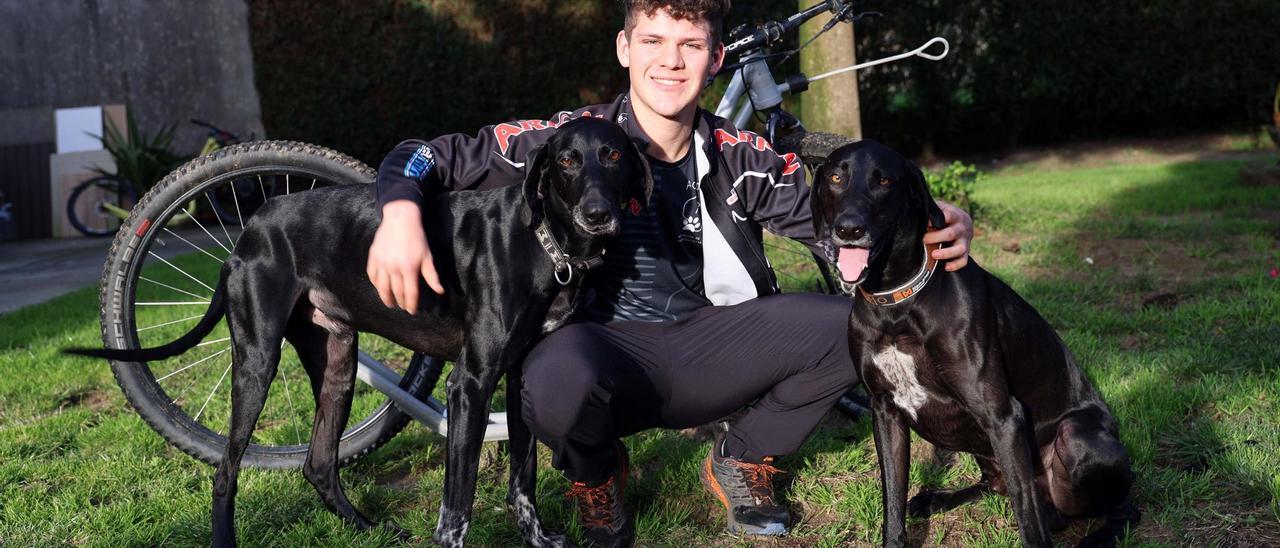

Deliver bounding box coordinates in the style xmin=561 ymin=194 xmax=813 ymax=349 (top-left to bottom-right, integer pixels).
xmin=369 ymin=1 xmax=973 ymax=545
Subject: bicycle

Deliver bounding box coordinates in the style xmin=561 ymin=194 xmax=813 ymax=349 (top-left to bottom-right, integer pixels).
xmin=96 ymin=0 xmax=947 ymax=470
xmin=65 ymin=119 xmax=259 ymax=237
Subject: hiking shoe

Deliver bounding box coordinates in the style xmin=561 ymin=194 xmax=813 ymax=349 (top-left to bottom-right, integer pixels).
xmin=700 ymin=437 xmax=790 ymax=536
xmin=565 ymin=443 xmax=633 ymax=547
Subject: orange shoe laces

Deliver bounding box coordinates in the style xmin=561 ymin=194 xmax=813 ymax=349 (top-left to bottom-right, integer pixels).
xmin=565 ymin=477 xmax=620 ymax=528
xmin=736 ymin=457 xmax=784 ymax=505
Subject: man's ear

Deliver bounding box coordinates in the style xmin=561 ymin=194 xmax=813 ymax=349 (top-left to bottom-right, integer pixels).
xmin=523 ymin=144 xmax=550 ymax=229
xmin=616 ymin=30 xmax=631 ymax=68
xmin=909 ymin=162 xmax=947 ymax=229
xmin=627 ymin=138 xmax=655 ymax=210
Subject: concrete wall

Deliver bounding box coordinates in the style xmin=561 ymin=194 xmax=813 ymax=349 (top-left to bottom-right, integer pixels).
xmin=0 ymin=0 xmax=263 ymax=152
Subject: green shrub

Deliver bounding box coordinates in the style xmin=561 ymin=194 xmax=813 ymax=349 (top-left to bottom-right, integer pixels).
xmin=925 ymin=161 xmax=981 ymax=214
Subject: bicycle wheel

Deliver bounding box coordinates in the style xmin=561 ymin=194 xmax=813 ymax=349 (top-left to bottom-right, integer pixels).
xmin=206 ymin=173 xmax=278 ymax=225
xmin=67 ymin=175 xmax=137 ymax=237
xmin=771 ymin=130 xmax=870 ymax=419
xmin=99 ymin=141 xmax=440 ymax=469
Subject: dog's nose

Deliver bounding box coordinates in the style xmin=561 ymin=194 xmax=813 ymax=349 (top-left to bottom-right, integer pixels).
xmin=834 ymin=223 xmax=866 ymax=241
xmin=583 ymin=205 xmax=612 ymax=225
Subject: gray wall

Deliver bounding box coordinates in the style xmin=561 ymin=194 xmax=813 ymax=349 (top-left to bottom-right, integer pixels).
xmin=0 ymin=0 xmax=263 ymax=151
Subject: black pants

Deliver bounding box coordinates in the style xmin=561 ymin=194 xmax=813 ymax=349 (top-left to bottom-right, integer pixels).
xmin=520 ymin=293 xmax=858 ymax=484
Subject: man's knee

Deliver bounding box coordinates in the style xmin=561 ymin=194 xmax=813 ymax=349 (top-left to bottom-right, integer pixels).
xmin=521 ymin=324 xmax=610 ymax=440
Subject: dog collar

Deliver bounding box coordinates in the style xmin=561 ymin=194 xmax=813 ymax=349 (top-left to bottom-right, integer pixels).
xmin=856 ymin=241 xmax=943 ymax=306
xmin=535 ymin=222 xmax=606 ymax=285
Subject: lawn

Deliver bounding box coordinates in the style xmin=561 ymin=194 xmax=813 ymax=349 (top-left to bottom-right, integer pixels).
xmin=2 ymin=156 xmax=1278 ymax=546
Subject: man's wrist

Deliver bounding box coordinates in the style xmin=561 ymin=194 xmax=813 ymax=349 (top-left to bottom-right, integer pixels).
xmin=381 ymin=200 xmax=421 ymax=222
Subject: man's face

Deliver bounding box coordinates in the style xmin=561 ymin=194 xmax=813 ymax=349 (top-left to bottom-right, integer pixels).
xmin=617 ymin=8 xmax=725 ymax=123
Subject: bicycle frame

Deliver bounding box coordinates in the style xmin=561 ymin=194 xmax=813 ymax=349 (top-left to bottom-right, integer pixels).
xmin=355 ymin=356 xmax=511 ymax=442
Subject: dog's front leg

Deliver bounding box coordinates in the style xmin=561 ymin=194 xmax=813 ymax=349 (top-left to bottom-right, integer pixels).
xmin=978 ymin=398 xmax=1054 ymax=547
xmin=433 ymin=344 xmax=508 ymax=548
xmin=504 ymin=366 xmax=569 ymax=547
xmin=870 ymin=394 xmax=911 ymax=548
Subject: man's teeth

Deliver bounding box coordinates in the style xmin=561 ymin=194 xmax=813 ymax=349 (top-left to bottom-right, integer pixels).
xmin=654 ymin=78 xmax=682 ymax=85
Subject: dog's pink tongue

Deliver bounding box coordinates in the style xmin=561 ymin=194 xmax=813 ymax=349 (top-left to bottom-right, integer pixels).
xmin=837 ymin=247 xmax=869 ymax=282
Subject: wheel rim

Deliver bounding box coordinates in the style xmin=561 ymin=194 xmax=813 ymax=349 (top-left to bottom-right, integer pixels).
xmin=114 ymin=166 xmax=417 ymax=457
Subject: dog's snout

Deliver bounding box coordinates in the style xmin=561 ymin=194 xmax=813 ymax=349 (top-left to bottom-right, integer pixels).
xmin=582 ymin=204 xmax=612 ymax=225
xmin=834 ymin=222 xmax=866 ymax=242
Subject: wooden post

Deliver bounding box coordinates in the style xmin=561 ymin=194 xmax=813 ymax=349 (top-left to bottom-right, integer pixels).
xmin=798 ymin=4 xmax=862 ymax=140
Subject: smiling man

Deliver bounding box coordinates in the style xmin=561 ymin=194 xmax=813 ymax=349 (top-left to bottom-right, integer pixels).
xmin=368 ymin=1 xmax=973 ymax=546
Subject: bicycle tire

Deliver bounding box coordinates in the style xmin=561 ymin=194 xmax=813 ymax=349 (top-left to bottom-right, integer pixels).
xmin=774 ymin=130 xmax=871 ymax=420
xmin=67 ymin=175 xmax=136 ymax=237
xmin=99 ymin=140 xmax=440 ymax=469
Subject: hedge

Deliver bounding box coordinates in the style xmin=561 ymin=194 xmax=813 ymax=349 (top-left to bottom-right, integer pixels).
xmin=250 ymin=1 xmax=1280 ymax=162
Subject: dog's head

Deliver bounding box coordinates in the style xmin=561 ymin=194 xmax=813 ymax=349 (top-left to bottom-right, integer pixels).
xmin=811 ymin=139 xmax=945 ymax=286
xmin=522 ymin=117 xmax=653 ymax=237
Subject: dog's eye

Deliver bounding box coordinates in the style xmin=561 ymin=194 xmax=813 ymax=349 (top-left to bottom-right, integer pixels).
xmin=559 ymin=157 xmax=573 ymax=168
xmin=829 ymin=173 xmax=842 ymax=184
xmin=879 ymin=177 xmax=893 ymax=186
xmin=607 ymin=150 xmax=621 ymax=162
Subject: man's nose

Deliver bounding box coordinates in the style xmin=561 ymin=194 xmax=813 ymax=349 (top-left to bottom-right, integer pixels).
xmin=659 ymin=43 xmax=684 ymax=69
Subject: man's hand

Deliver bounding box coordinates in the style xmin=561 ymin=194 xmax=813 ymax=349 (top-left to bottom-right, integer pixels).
xmin=924 ymin=199 xmax=974 ymax=272
xmin=367 ymin=201 xmax=445 ymax=316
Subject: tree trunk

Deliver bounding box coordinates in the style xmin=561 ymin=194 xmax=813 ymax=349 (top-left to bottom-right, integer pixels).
xmin=798 ymin=4 xmax=862 ymax=140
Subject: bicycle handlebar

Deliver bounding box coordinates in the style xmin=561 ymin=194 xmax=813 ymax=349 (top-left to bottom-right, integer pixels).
xmin=190 ymin=118 xmax=242 ymax=145
xmin=723 ymin=1 xmax=834 ymax=56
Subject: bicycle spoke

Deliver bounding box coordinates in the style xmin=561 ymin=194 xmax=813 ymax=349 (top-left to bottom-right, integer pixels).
xmin=145 ymin=251 xmax=217 ymax=293
xmin=233 ymin=183 xmax=246 ymax=231
xmin=196 ymin=337 xmax=232 ymax=347
xmin=180 ymin=205 xmax=233 ymax=255
xmin=159 ymin=227 xmax=225 ymax=264
xmin=309 ymin=178 xmax=316 ymax=191
xmin=137 ymin=313 xmax=205 ymax=332
xmin=139 ymin=276 xmax=211 ymax=301
xmin=135 ymin=301 xmax=212 ymax=306
xmin=194 ymin=358 xmax=234 ymax=422
xmin=278 ymin=339 xmax=302 ymax=445
xmin=259 ymin=175 xmax=268 ymax=202
xmin=205 ymin=191 xmax=236 ymax=252
xmin=157 ymin=346 xmax=231 ymax=382
xmin=285 ymin=174 xmax=289 ymax=195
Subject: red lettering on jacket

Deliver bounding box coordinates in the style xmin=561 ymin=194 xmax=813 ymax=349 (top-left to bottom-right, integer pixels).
xmin=714 ymin=129 xmax=802 ymax=176
xmin=494 ymin=111 xmax=594 ymax=154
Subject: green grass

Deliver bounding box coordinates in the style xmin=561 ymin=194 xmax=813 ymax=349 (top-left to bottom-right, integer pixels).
xmin=2 ymin=157 xmax=1279 ymax=546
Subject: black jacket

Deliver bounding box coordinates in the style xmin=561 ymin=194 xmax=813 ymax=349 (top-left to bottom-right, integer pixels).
xmin=376 ymin=92 xmax=816 ymax=305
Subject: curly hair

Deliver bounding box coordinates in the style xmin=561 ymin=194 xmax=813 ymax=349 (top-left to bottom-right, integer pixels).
xmin=622 ymin=0 xmax=730 ymax=45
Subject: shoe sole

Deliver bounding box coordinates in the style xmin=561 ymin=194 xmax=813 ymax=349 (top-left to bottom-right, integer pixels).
xmin=699 ymin=456 xmax=788 ymax=536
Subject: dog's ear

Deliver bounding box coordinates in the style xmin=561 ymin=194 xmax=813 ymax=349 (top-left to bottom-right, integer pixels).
xmin=627 ymin=137 xmax=655 ymax=211
xmin=809 ymin=163 xmax=828 ymax=240
xmin=523 ymin=144 xmax=550 ymax=229
xmin=909 ymin=162 xmax=947 ymax=230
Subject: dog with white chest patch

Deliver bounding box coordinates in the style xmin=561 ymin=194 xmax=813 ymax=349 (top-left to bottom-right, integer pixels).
xmin=812 ymin=140 xmax=1140 ymax=547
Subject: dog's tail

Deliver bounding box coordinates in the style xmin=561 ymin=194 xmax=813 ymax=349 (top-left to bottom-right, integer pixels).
xmin=65 ymin=279 xmax=228 ymax=362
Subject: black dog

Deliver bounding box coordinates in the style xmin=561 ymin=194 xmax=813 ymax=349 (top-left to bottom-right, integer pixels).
xmin=71 ymin=117 xmax=652 ymax=547
xmin=811 ymin=140 xmax=1139 ymax=547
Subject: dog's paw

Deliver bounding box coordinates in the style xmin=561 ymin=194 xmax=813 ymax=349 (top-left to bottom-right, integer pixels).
xmin=529 ymin=531 xmax=574 ymax=548
xmin=907 ymin=491 xmax=939 ymax=518
xmin=381 ymin=520 xmax=411 ymax=543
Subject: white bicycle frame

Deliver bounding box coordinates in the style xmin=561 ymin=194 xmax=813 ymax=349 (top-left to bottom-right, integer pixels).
xmin=714 ymin=37 xmax=950 ymax=131
xmin=354 ymin=28 xmax=949 ymax=445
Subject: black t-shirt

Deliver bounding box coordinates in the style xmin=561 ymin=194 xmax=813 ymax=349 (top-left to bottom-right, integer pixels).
xmin=582 ymin=147 xmax=711 ymax=322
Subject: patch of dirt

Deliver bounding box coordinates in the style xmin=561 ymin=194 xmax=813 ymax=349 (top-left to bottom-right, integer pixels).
xmin=375 ymin=464 xmax=418 ymax=491
xmin=56 ymin=388 xmax=114 ymax=413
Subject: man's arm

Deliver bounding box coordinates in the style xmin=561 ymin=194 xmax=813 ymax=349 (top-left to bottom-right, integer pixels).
xmin=367 ymin=112 xmax=583 ymax=313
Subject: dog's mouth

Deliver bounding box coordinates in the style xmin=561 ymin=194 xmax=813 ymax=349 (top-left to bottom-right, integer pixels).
xmin=821 ymin=237 xmax=874 ymax=286
xmin=572 ymin=207 xmax=621 ymax=237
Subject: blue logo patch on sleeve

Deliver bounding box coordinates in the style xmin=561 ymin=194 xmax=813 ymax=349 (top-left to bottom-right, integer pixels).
xmin=404 ymin=145 xmax=436 ymax=180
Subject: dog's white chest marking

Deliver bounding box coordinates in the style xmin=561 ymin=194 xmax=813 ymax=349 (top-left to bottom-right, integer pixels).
xmin=872 ymin=345 xmax=928 ymax=420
